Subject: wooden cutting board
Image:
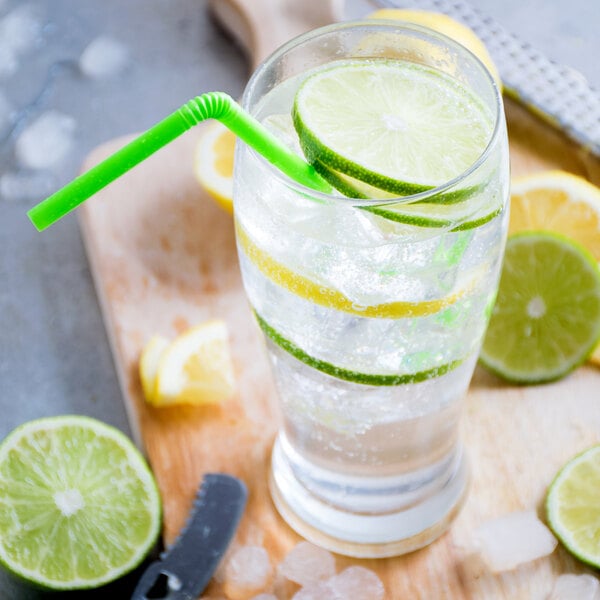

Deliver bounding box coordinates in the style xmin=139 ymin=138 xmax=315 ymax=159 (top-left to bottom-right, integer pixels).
xmin=78 ymin=1 xmax=600 ymax=598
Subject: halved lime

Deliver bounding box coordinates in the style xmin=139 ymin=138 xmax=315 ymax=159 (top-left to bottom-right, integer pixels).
xmin=546 ymin=445 xmax=600 ymax=568
xmin=479 ymin=232 xmax=600 ymax=383
xmin=0 ymin=416 xmax=161 ymax=590
xmin=255 ymin=312 xmax=462 ymax=385
xmin=293 ymin=60 xmax=493 ymax=195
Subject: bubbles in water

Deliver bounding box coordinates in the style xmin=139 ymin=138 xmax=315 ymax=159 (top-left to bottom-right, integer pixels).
xmin=15 ymin=110 xmax=76 ymax=170
xmin=278 ymin=541 xmax=336 ymax=587
xmin=79 ymin=36 xmax=129 ymax=79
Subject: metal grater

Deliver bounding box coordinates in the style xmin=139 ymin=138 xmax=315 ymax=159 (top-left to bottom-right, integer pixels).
xmin=371 ymin=0 xmax=600 ymax=157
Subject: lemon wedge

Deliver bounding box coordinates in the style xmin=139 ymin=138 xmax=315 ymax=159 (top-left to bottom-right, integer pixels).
xmin=140 ymin=320 xmax=236 ymax=407
xmin=139 ymin=335 xmax=170 ymax=403
xmin=194 ymin=121 xmax=235 ymax=213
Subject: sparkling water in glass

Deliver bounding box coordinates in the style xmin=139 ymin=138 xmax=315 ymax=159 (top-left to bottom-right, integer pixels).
xmin=234 ymin=21 xmax=510 ymax=557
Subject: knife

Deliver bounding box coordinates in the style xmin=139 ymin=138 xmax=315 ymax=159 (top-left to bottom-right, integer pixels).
xmin=131 ymin=473 xmax=247 ymax=600
xmin=371 ymin=0 xmax=600 ymax=157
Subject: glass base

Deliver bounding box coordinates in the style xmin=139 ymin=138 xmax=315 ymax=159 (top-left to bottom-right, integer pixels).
xmin=269 ymin=434 xmax=469 ymax=558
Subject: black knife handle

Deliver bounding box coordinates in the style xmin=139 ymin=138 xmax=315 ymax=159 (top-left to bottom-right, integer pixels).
xmin=131 ymin=474 xmax=247 ymax=600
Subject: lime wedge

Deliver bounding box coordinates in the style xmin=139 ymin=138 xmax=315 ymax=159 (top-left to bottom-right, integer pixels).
xmin=255 ymin=312 xmax=462 ymax=385
xmin=546 ymin=445 xmax=600 ymax=568
xmin=0 ymin=416 xmax=161 ymax=590
xmin=293 ymin=60 xmax=493 ymax=195
xmin=479 ymin=232 xmax=600 ymax=383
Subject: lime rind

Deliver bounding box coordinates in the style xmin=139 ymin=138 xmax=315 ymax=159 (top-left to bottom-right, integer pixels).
xmin=313 ymin=158 xmax=484 ymax=205
xmin=479 ymin=231 xmax=600 ymax=384
xmin=255 ymin=311 xmax=463 ymax=385
xmin=0 ymin=415 xmax=161 ymax=590
xmin=546 ymin=445 xmax=600 ymax=568
xmin=293 ymin=59 xmax=493 ymax=194
xmin=362 ymin=186 xmax=504 ymax=231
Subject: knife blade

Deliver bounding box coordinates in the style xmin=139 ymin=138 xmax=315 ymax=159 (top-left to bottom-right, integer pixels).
xmin=131 ymin=473 xmax=247 ymax=600
xmin=370 ymin=0 xmax=600 ymax=157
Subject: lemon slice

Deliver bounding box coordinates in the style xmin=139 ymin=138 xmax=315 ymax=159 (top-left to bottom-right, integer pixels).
xmin=509 ymin=170 xmax=600 ymax=365
xmin=236 ymin=223 xmax=474 ymax=319
xmin=479 ymin=232 xmax=600 ymax=383
xmin=194 ymin=121 xmax=235 ymax=213
xmin=510 ymin=171 xmax=600 ymax=259
xmin=293 ymin=60 xmax=494 ymax=195
xmin=367 ymin=9 xmax=502 ymax=90
xmin=0 ymin=416 xmax=161 ymax=590
xmin=547 ymin=445 xmax=600 ymax=568
xmin=139 ymin=335 xmax=169 ymax=403
xmin=154 ymin=320 xmax=236 ymax=406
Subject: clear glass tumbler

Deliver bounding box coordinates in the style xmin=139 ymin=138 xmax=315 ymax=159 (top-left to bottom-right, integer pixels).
xmin=233 ymin=21 xmax=509 ymax=557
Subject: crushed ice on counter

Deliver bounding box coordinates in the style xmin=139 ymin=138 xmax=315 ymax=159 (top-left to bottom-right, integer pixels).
xmin=473 ymin=510 xmax=558 ymax=572
xmin=548 ymin=574 xmax=600 ymax=600
xmin=279 ymin=541 xmax=336 ymax=586
xmin=221 ymin=545 xmax=273 ymax=592
xmin=291 ymin=566 xmax=385 ymax=600
xmin=292 ymin=580 xmax=335 ymax=600
xmin=15 ymin=110 xmax=76 ymax=170
xmin=327 ymin=566 xmax=385 ymax=600
xmin=79 ymin=36 xmax=129 ymax=79
xmin=0 ymin=171 xmax=56 ymax=201
xmin=0 ymin=4 xmax=42 ymax=79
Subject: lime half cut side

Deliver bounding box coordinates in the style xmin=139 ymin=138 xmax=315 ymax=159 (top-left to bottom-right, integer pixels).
xmin=0 ymin=416 xmax=161 ymax=590
xmin=547 ymin=445 xmax=600 ymax=568
xmin=479 ymin=232 xmax=600 ymax=383
xmin=293 ymin=60 xmax=494 ymax=195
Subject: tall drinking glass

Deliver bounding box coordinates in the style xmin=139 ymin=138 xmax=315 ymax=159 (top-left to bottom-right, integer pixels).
xmin=233 ymin=21 xmax=509 ymax=557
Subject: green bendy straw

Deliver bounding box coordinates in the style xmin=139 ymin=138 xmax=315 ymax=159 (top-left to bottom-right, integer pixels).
xmin=27 ymin=92 xmax=332 ymax=231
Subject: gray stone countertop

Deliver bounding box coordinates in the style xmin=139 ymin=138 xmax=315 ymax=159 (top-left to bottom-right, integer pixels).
xmin=0 ymin=0 xmax=598 ymax=598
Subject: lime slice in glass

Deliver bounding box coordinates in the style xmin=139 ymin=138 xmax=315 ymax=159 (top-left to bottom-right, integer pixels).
xmin=479 ymin=232 xmax=600 ymax=383
xmin=0 ymin=416 xmax=161 ymax=590
xmin=293 ymin=60 xmax=493 ymax=195
xmin=255 ymin=312 xmax=462 ymax=385
xmin=546 ymin=445 xmax=600 ymax=568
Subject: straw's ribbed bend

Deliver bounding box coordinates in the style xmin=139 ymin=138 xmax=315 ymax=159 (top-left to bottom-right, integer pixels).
xmin=179 ymin=92 xmax=236 ymax=127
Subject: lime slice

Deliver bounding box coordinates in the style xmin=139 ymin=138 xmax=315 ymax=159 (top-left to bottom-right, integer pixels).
xmin=479 ymin=232 xmax=600 ymax=383
xmin=0 ymin=416 xmax=161 ymax=590
xmin=361 ymin=184 xmax=503 ymax=231
xmin=255 ymin=312 xmax=462 ymax=385
xmin=293 ymin=60 xmax=493 ymax=194
xmin=546 ymin=445 xmax=600 ymax=568
xmin=313 ymin=158 xmax=483 ymax=206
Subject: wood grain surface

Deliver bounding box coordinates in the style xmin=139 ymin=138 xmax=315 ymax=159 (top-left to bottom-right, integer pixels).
xmin=77 ymin=2 xmax=600 ymax=598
